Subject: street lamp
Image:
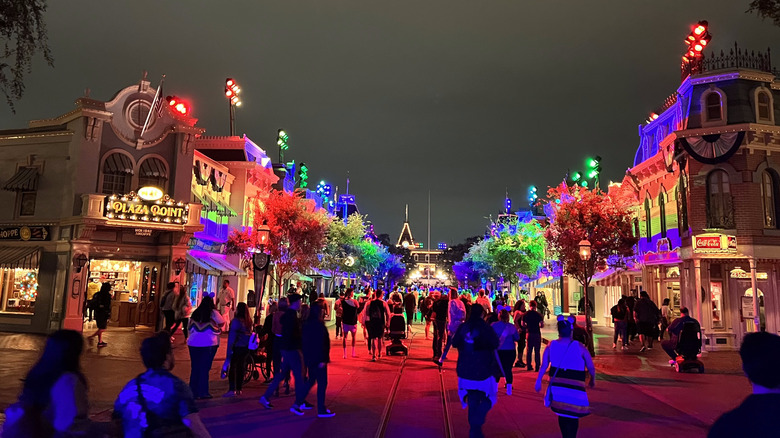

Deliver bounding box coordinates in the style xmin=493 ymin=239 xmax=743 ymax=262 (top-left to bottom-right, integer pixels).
xmin=579 ymin=239 xmax=595 ymax=356
xmin=252 ymin=222 xmax=272 ymax=316
xmin=173 ymin=257 xmax=186 ymax=275
xmin=225 ymin=78 xmax=241 ymax=136
xmin=73 ymin=253 xmax=88 ymax=273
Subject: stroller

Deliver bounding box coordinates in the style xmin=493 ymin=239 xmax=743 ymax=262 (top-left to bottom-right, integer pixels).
xmin=385 ymin=308 xmax=408 ymax=356
xmin=674 ymin=321 xmax=704 ymax=373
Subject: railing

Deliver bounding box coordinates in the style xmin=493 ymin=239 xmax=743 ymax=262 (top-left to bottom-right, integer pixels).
xmin=681 ymin=42 xmax=773 ymax=81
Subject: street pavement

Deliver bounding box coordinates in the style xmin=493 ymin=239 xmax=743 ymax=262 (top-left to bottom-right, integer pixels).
xmin=0 ymin=318 xmax=750 ymax=437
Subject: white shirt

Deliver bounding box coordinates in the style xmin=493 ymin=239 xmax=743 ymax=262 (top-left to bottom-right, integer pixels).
xmin=217 ymin=286 xmax=235 ymax=312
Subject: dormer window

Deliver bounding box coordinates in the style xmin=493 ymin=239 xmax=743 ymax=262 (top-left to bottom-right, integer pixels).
xmin=705 ymin=92 xmax=722 ymax=121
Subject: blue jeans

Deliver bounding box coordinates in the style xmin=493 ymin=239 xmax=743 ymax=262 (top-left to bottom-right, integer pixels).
xmin=305 ymin=363 xmax=328 ymax=414
xmin=188 ymin=345 xmax=218 ymax=398
xmin=263 ymin=349 xmax=306 ymax=406
xmin=467 ymin=390 xmax=492 ymax=438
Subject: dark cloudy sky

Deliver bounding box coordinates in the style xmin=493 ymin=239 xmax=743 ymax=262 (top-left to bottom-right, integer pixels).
xmin=1 ymin=1 xmax=778 ymax=245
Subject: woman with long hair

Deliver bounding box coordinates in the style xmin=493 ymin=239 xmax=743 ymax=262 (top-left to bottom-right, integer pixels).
xmin=224 ymin=302 xmax=253 ymax=397
xmin=492 ymin=306 xmax=520 ymax=395
xmin=5 ymin=330 xmax=90 ymax=436
xmin=659 ymin=298 xmax=672 ymax=341
xmin=535 ymin=315 xmax=596 ymax=438
xmin=513 ymin=300 xmax=527 ymax=368
xmin=87 ymin=282 xmax=112 ymax=347
xmin=187 ymin=295 xmax=225 ymax=399
xmin=170 ymin=284 xmax=193 ymax=342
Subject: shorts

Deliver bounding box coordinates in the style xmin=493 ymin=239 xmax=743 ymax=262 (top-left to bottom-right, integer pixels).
xmin=342 ymin=323 xmax=357 ymax=333
xmin=367 ymin=321 xmax=385 ymax=339
xmin=638 ymin=322 xmax=656 ymax=336
xmin=96 ymin=316 xmax=108 ymax=330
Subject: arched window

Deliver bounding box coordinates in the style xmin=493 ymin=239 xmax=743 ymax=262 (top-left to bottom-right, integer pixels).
xmin=659 ymin=191 xmax=667 ymax=238
xmin=705 ymin=92 xmax=722 ymax=121
xmin=138 ymin=157 xmax=168 ymax=191
xmin=101 ymin=153 xmax=134 ymax=195
xmin=644 ymin=198 xmax=652 ymax=241
xmin=707 ymin=170 xmax=734 ymax=228
xmin=757 ymin=91 xmax=772 ymax=122
xmin=761 ymin=170 xmax=778 ymax=228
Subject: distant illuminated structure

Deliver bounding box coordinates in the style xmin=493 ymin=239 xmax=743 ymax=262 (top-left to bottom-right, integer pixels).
xmin=397 ymin=205 xmax=446 ymax=287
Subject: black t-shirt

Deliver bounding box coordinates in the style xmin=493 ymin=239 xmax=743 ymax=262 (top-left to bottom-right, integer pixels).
xmin=368 ymin=300 xmax=387 ymax=324
xmin=708 ymin=394 xmax=780 ymax=438
xmin=432 ymin=299 xmax=449 ymax=322
xmin=522 ymin=310 xmax=544 ymax=335
xmin=403 ymin=293 xmax=416 ymax=311
xmin=341 ymin=299 xmax=358 ymax=325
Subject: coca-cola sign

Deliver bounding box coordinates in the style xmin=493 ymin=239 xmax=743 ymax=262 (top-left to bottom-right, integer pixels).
xmin=693 ymin=233 xmax=737 ymax=254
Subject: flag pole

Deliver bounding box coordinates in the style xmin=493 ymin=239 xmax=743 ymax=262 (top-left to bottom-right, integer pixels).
xmin=140 ymin=75 xmax=165 ymax=138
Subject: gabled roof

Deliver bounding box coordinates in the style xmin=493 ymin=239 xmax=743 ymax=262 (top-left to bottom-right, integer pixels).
xmin=397 ymin=221 xmax=414 ymax=247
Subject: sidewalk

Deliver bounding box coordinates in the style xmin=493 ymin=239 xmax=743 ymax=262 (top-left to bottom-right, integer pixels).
xmin=0 ymin=321 xmax=749 ymax=437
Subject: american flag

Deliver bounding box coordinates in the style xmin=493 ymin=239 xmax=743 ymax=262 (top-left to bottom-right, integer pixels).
xmin=140 ymin=75 xmax=165 ymax=138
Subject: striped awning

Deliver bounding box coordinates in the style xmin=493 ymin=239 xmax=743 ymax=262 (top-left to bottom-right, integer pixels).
xmin=186 ymin=255 xmax=220 ymax=276
xmin=3 ymin=167 xmax=39 ymax=192
xmin=139 ymin=157 xmax=167 ymax=178
xmin=103 ymin=153 xmax=134 ymax=175
xmin=536 ymin=277 xmax=561 ymax=289
xmin=0 ymin=247 xmax=41 ymax=269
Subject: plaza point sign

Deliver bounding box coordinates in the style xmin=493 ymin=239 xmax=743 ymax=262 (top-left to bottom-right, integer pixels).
xmin=692 ymin=233 xmax=737 ymax=254
xmin=105 ymin=192 xmax=189 ymax=224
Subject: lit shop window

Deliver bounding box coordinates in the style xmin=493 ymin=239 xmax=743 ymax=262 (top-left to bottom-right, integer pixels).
xmin=710 ymin=281 xmax=723 ymax=329
xmin=1 ymin=269 xmax=39 ymax=314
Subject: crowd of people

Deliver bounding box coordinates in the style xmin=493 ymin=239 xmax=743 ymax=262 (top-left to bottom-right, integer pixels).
xmin=4 ymin=280 xmax=778 ymax=438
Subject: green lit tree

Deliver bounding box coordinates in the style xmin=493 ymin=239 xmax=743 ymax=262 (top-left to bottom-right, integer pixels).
xmin=487 ymin=219 xmax=546 ymax=294
xmin=319 ymin=213 xmax=368 ymax=285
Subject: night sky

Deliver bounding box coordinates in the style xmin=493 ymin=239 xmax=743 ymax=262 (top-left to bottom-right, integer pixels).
xmin=1 ymin=1 xmax=777 ymax=245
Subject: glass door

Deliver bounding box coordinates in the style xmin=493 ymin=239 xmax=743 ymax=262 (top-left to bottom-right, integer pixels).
xmin=136 ymin=263 xmax=160 ymax=327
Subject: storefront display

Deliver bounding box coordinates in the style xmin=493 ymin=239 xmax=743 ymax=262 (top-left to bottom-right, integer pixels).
xmin=87 ymin=259 xmax=160 ymax=327
xmin=0 ymin=268 xmax=39 ymax=313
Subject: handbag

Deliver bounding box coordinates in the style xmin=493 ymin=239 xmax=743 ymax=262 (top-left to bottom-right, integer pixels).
xmin=135 ymin=376 xmax=194 ymax=438
xmin=248 ymin=332 xmax=260 ymax=350
xmin=543 ymin=341 xmax=591 ymax=417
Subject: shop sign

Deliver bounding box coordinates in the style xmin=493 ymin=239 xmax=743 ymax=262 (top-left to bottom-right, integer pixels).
xmin=188 ymin=238 xmax=226 ymax=253
xmin=105 ymin=192 xmax=189 ymax=224
xmin=729 ymin=268 xmax=768 ymax=280
xmin=137 ymin=186 xmax=164 ymax=201
xmin=0 ymin=225 xmax=49 ymax=241
xmin=692 ymin=233 xmax=737 ymax=254
xmin=741 ymin=296 xmax=755 ymax=319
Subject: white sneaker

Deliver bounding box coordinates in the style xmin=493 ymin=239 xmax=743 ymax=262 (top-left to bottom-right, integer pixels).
xmin=506 ymin=384 xmax=513 ymax=396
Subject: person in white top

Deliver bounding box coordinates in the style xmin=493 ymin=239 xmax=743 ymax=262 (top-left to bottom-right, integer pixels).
xmin=217 ymin=280 xmax=236 ymax=325
xmin=535 ymin=315 xmax=595 ymax=438
xmin=187 ymin=295 xmax=225 ymax=399
xmin=476 ymin=289 xmax=493 ymax=314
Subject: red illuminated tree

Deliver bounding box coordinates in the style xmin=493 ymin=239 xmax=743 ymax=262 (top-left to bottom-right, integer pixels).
xmin=227 ymin=190 xmax=329 ymax=296
xmin=544 ymin=183 xmax=638 ymax=355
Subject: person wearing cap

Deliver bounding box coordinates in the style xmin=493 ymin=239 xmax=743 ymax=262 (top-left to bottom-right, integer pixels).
xmin=259 ymin=293 xmax=313 ymax=415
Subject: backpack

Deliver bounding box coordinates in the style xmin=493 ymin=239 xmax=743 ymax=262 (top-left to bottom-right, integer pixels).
xmin=369 ymin=301 xmax=384 ymax=320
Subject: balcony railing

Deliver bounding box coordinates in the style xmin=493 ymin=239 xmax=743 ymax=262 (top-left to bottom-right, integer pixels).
xmin=681 ymin=42 xmax=776 ymax=81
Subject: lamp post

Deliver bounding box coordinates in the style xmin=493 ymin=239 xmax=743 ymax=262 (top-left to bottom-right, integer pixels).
xmin=579 ymin=239 xmax=595 ymax=356
xmin=225 ymin=78 xmax=241 ymax=136
xmin=173 ymin=258 xmax=186 ymax=275
xmin=253 ymin=223 xmax=271 ymax=317
xmin=74 ymin=254 xmax=88 ymax=273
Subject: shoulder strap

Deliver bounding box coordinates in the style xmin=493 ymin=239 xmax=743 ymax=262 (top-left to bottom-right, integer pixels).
xmin=549 ymin=341 xmax=574 ymax=383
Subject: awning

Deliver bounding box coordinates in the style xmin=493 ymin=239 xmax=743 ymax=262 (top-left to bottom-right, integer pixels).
xmin=0 ymin=247 xmax=41 ymax=269
xmin=103 ymin=153 xmax=134 ymax=174
xmin=595 ymin=269 xmax=641 ymax=287
xmin=289 ymin=272 xmax=313 ymax=282
xmin=3 ymin=167 xmax=39 ymax=192
xmin=186 ymin=254 xmax=220 ymax=276
xmin=193 ymin=192 xmax=214 ymax=213
xmin=536 ymin=277 xmax=561 ymax=289
xmin=198 ymin=252 xmax=246 ymax=277
xmin=139 ymin=157 xmax=168 ymax=178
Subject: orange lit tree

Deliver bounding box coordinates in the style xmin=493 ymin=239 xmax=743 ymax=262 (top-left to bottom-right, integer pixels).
xmin=227 ymin=189 xmax=329 ymax=297
xmin=544 ymin=183 xmax=638 ymax=355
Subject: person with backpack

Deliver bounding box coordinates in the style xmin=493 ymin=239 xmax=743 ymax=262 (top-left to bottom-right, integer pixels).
xmin=113 ymin=332 xmax=212 ymax=438
xmin=87 ymin=282 xmax=112 ymax=347
xmin=430 ymin=290 xmax=449 ymax=361
xmin=366 ymin=292 xmax=389 ymax=361
xmin=634 ymin=291 xmax=661 ymax=352
xmin=3 ymin=330 xmax=90 ymax=437
xmin=610 ymin=298 xmax=629 ymax=350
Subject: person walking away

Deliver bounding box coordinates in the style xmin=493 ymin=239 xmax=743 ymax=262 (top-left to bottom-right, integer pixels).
xmin=334 ymin=292 xmax=344 ymax=339
xmin=659 ymin=298 xmax=672 ymax=341
xmin=536 ymin=291 xmax=549 ymax=320
xmin=513 ymin=300 xmax=527 ymax=367
xmin=358 ymin=292 xmax=370 ymax=345
xmin=224 ymin=302 xmax=252 ymax=397
xmin=476 ymin=289 xmax=493 ymax=314
xmin=113 ymin=332 xmax=211 ymax=438
xmin=341 ymin=289 xmax=360 ymax=358
xmin=3 ymin=330 xmax=90 ymax=437
xmin=366 ymin=292 xmax=389 ymax=361
xmin=259 ymin=294 xmax=314 ymax=415
xmin=661 ymin=307 xmax=700 ymax=365
xmin=430 ymin=291 xmax=449 ymax=361
xmin=85 ymin=279 xmax=99 ymax=323
xmin=535 ymin=315 xmax=595 ymax=438
xmin=708 ymin=332 xmax=780 ymax=437
xmin=217 ymin=280 xmax=236 ymax=326
xmin=634 ymin=291 xmax=660 ymax=352
xmin=403 ymin=291 xmax=417 ymax=333
xmin=625 ymin=295 xmax=637 ymax=342
xmin=439 ymin=289 xmax=467 ymax=363
xmin=160 ymin=282 xmax=177 ymax=334
xmin=522 ymin=300 xmax=545 ymax=371
xmin=449 ymin=304 xmax=499 ymax=438
xmin=87 ymin=282 xmax=112 ymax=347
xmin=610 ymin=298 xmax=629 ymax=350
xmin=492 ymin=306 xmax=520 ymax=395
xmin=259 ymin=301 xmax=277 ymax=383
xmin=271 ymin=298 xmax=291 ymax=394
xmin=187 ymin=295 xmax=224 ymax=399
xmin=421 ymin=292 xmax=434 ymax=339
xmin=302 ymin=303 xmax=336 ymax=418
xmin=171 ymin=285 xmax=193 ymax=343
